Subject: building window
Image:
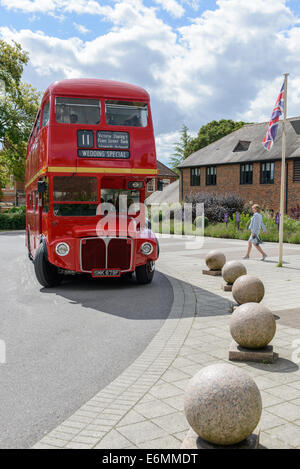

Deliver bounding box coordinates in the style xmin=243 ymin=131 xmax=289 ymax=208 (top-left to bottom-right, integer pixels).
xmin=260 ymin=161 xmax=274 ymax=184
xmin=190 ymin=168 xmax=200 ymax=186
xmin=290 ymin=120 xmax=300 ymax=135
xmin=206 ymin=166 xmax=217 ymax=186
xmin=293 ymin=159 xmax=300 ymax=182
xmin=233 ymin=141 xmax=251 ymax=152
xmin=147 ymin=178 xmax=155 ymax=192
xmin=240 ymin=163 xmax=253 ymax=185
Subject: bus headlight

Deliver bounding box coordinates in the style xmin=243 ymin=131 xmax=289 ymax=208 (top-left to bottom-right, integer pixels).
xmin=56 ymin=242 xmax=70 ymax=256
xmin=140 ymin=242 xmax=153 ymax=255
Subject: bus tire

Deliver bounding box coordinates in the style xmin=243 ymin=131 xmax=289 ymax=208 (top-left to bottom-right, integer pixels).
xmin=135 ymin=261 xmax=155 ymax=284
xmin=34 ymin=242 xmax=62 ymax=288
xmin=121 ymin=272 xmax=133 ymax=281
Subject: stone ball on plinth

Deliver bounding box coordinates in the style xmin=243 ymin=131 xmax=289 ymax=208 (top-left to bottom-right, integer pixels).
xmin=230 ymin=302 xmax=276 ymax=349
xmin=205 ymin=250 xmax=226 ymax=271
xmin=232 ymin=274 xmax=264 ymax=304
xmin=184 ymin=363 xmax=262 ymax=446
xmin=222 ymin=261 xmax=247 ymax=285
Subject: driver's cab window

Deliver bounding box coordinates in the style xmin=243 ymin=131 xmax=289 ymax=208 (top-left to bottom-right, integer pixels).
xmin=101 ymin=189 xmax=140 ymax=213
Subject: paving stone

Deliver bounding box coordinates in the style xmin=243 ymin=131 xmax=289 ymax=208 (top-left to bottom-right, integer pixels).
xmin=259 ymin=432 xmax=294 ymax=449
xmin=40 ymin=437 xmax=67 ymax=448
xmin=72 ymin=435 xmax=100 ymax=445
xmin=135 ymin=400 xmax=175 ymax=419
xmin=152 ymin=412 xmax=189 ymax=434
xmin=267 ymin=402 xmax=300 ymax=421
xmin=138 ymin=435 xmax=181 ymax=449
xmin=259 ymin=411 xmax=287 ymax=431
xmin=265 ymin=423 xmax=300 ymax=447
xmin=163 ymin=395 xmax=185 ymax=412
xmin=117 ymin=421 xmax=168 ymax=445
xmin=33 ymin=443 xmax=59 ymax=449
xmin=162 ymin=369 xmax=190 ymax=382
xmin=65 ymin=441 xmax=93 ymax=449
xmin=260 ymin=391 xmax=285 ymax=408
xmin=94 ymin=430 xmax=132 ymax=449
xmin=264 ymin=384 xmax=300 ymax=401
xmin=117 ymin=410 xmax=146 ymax=427
xmin=149 ymin=383 xmax=183 ymax=399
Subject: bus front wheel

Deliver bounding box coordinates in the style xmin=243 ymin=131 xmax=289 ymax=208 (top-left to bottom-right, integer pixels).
xmin=34 ymin=242 xmax=63 ymax=288
xmin=135 ymin=261 xmax=155 ymax=284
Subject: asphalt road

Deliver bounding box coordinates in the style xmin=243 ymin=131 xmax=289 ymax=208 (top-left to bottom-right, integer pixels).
xmin=0 ymin=232 xmax=173 ymax=448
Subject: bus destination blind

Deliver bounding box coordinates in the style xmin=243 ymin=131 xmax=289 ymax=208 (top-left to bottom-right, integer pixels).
xmin=78 ymin=149 xmax=130 ymax=159
xmin=97 ymin=131 xmax=129 ymax=149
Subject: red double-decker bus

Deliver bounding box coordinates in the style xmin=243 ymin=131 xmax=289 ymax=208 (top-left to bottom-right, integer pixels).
xmin=25 ymin=78 xmax=159 ymax=287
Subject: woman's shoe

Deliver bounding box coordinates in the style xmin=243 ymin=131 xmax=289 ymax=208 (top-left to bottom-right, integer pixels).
xmin=243 ymin=255 xmax=249 ymax=259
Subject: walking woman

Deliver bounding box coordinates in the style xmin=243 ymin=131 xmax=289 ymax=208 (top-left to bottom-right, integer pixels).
xmin=243 ymin=204 xmax=267 ymax=261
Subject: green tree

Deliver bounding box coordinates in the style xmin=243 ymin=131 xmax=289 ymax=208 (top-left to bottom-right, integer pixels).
xmin=185 ymin=119 xmax=247 ymax=158
xmin=0 ymin=40 xmax=41 ymax=183
xmin=169 ymin=124 xmax=192 ymax=173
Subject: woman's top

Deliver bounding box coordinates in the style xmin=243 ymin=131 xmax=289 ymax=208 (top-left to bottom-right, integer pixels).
xmin=249 ymin=212 xmax=267 ymax=237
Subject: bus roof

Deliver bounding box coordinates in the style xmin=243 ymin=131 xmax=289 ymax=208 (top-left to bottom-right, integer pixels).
xmin=45 ymin=78 xmax=150 ymax=101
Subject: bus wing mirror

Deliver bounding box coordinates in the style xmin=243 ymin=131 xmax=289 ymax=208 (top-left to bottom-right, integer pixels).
xmin=37 ymin=181 xmax=46 ymax=194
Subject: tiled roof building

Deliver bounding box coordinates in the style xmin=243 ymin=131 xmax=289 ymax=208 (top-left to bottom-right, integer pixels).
xmin=178 ymin=117 xmax=300 ymax=217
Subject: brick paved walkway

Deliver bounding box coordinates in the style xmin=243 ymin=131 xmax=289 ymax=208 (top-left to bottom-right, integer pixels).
xmin=33 ymin=237 xmax=300 ymax=449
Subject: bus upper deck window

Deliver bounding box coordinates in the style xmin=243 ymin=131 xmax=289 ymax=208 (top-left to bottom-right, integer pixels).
xmin=105 ymin=101 xmax=148 ymax=127
xmin=55 ymin=97 xmax=101 ymax=125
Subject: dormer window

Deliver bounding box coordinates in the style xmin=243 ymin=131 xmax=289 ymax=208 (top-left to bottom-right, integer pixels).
xmin=233 ymin=141 xmax=251 ymax=152
xmin=290 ymin=120 xmax=300 ymax=135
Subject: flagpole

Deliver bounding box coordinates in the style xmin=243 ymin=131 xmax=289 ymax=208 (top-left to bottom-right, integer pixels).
xmin=278 ymin=73 xmax=289 ymax=267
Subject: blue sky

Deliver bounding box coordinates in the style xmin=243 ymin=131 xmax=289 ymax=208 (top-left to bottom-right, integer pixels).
xmin=1 ymin=0 xmax=300 ymax=163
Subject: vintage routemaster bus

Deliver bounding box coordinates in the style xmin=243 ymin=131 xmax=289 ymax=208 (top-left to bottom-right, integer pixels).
xmin=25 ymin=78 xmax=159 ymax=287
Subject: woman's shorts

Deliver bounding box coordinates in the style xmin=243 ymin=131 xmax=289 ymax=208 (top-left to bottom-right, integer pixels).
xmin=248 ymin=234 xmax=262 ymax=245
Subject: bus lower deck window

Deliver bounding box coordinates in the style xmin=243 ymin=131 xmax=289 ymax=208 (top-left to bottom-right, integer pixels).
xmin=55 ymin=97 xmax=101 ymax=125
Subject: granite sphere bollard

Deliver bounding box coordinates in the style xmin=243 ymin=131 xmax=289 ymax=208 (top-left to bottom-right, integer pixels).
xmin=184 ymin=363 xmax=262 ymax=446
xmin=232 ymin=274 xmax=264 ymax=304
xmin=222 ymin=261 xmax=247 ymax=285
xmin=205 ymin=250 xmax=226 ymax=271
xmin=230 ymin=302 xmax=276 ymax=349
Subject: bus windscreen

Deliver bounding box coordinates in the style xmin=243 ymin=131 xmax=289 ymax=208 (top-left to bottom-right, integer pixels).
xmin=53 ymin=176 xmax=98 ymax=201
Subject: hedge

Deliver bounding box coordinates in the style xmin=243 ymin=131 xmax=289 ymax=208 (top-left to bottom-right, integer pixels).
xmin=0 ymin=212 xmax=26 ymax=230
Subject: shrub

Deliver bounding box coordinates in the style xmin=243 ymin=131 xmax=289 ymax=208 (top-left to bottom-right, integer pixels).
xmin=3 ymin=205 xmax=25 ymax=214
xmin=185 ymin=192 xmax=245 ymax=223
xmin=194 ymin=216 xmax=209 ymax=228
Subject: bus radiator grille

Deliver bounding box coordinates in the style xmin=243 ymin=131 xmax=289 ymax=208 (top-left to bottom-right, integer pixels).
xmin=107 ymin=239 xmax=131 ymax=270
xmin=81 ymin=238 xmax=106 ymax=271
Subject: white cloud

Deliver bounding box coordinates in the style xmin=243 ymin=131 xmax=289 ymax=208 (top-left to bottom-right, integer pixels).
xmin=73 ymin=23 xmax=90 ymax=34
xmin=155 ymin=0 xmax=185 ymax=18
xmin=1 ymin=0 xmax=58 ymax=13
xmin=2 ymin=0 xmax=300 ymax=162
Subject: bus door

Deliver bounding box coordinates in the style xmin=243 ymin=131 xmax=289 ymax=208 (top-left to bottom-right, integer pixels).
xmin=38 ymin=178 xmax=49 ymax=237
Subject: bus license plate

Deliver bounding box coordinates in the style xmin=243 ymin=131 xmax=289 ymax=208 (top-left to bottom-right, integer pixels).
xmin=92 ymin=269 xmax=121 ymax=278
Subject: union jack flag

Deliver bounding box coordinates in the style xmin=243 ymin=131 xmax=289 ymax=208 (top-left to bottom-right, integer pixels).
xmin=262 ymin=81 xmax=285 ymax=151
